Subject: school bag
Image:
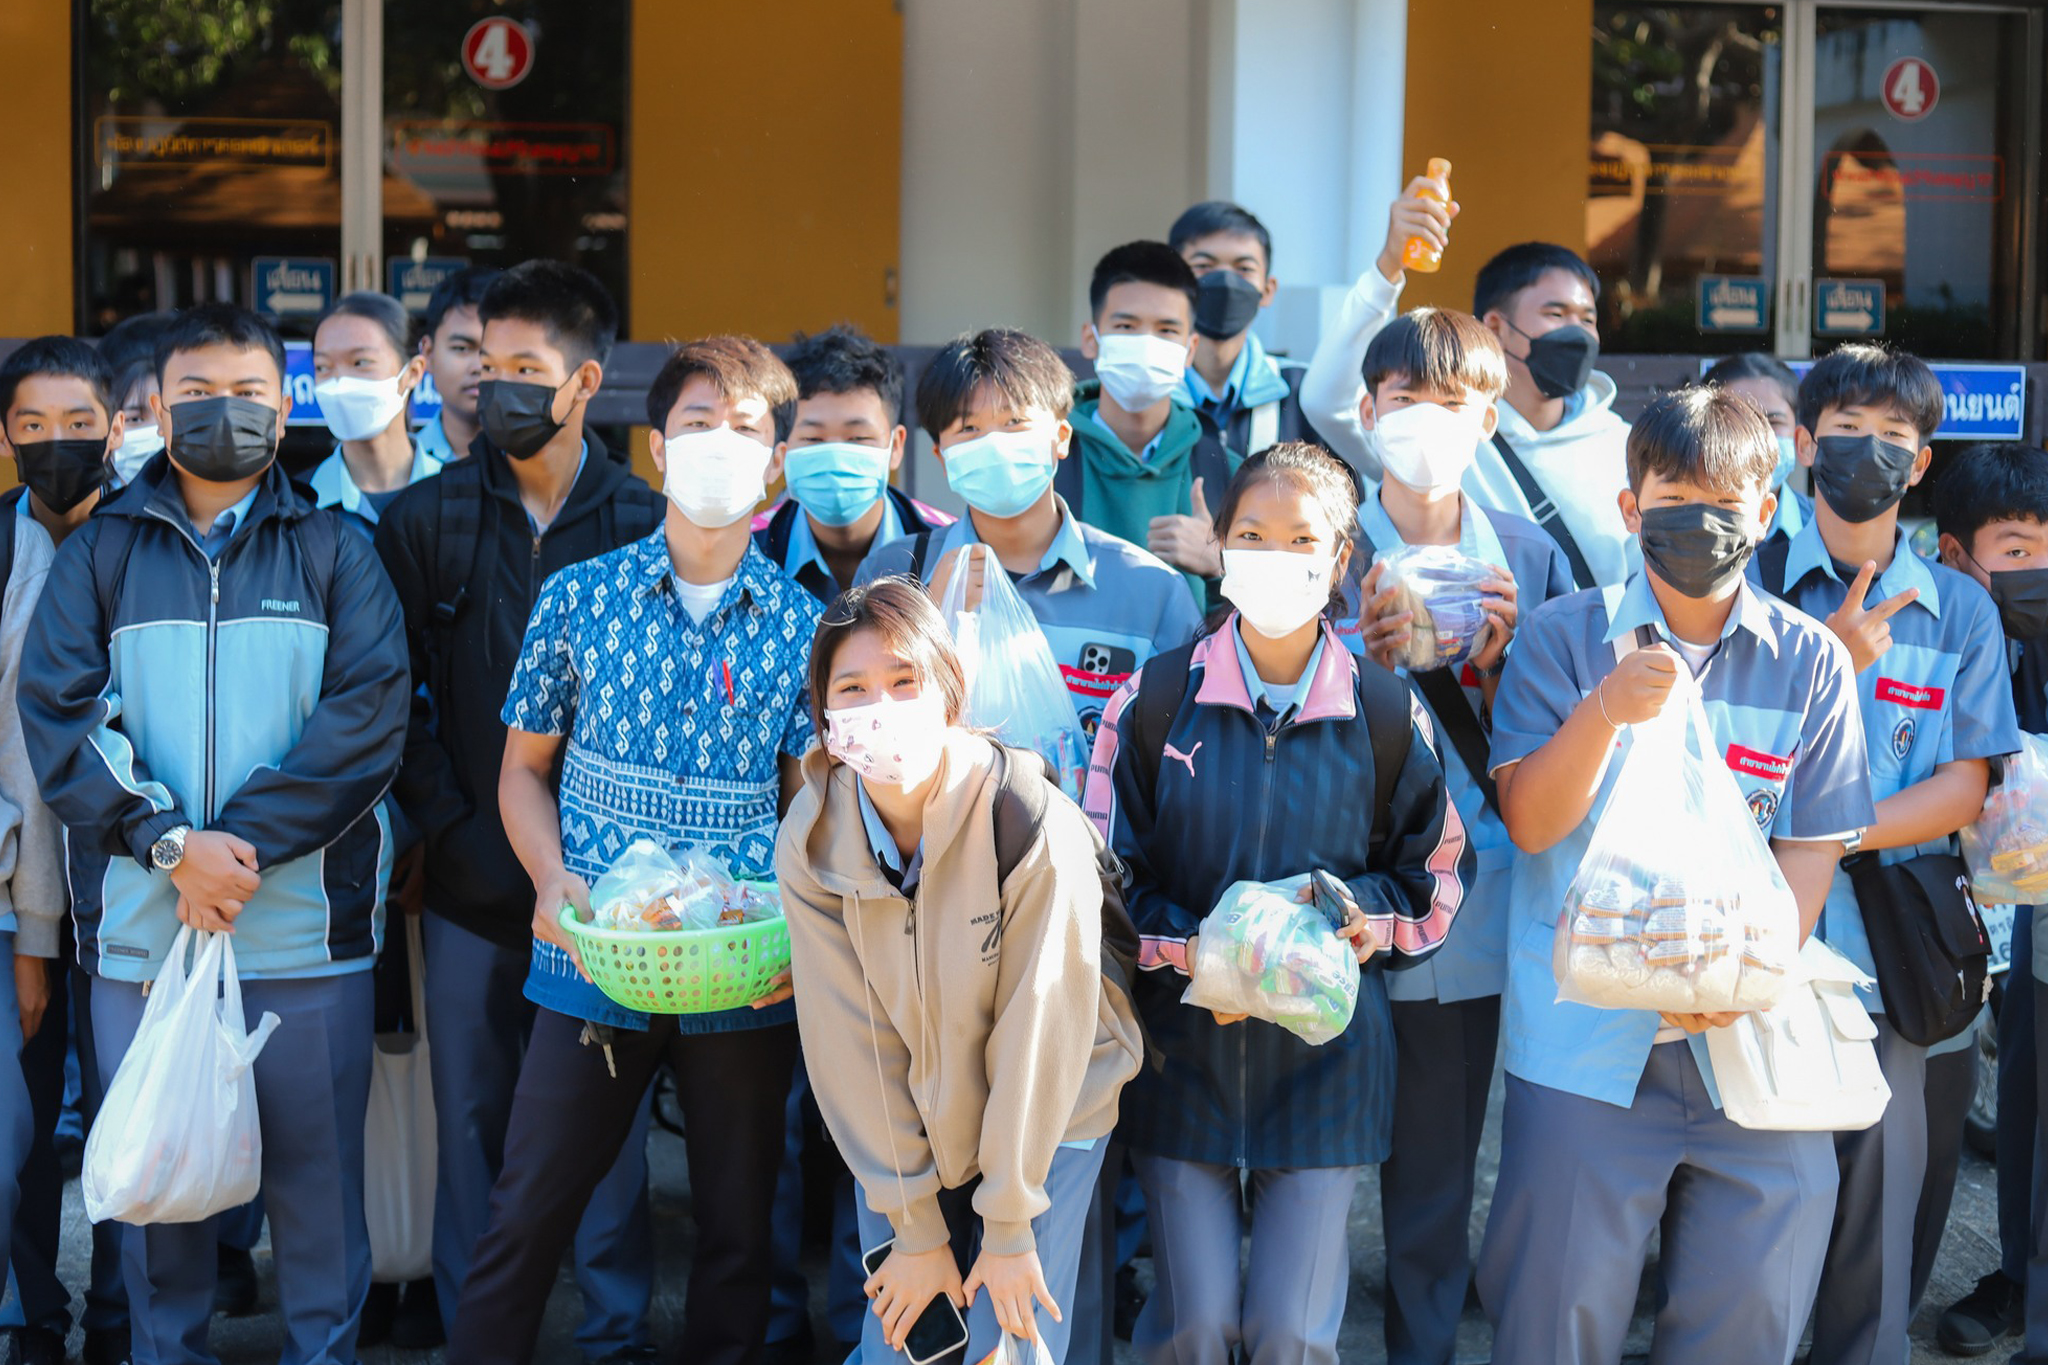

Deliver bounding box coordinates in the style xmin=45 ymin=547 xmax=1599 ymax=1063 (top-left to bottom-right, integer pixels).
xmin=989 ymin=743 xmax=1138 ymax=993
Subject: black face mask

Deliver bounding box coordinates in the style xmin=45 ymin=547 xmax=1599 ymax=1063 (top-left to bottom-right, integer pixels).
xmin=1637 ymin=503 xmax=1756 ymax=600
xmin=13 ymin=438 xmax=109 ymax=514
xmin=1511 ymin=323 xmax=1599 ymax=400
xmin=167 ymin=398 xmax=278 ymax=483
xmin=1194 ymin=270 xmax=1264 ymax=341
xmin=1811 ymin=433 xmax=1919 ymax=524
xmin=477 ymin=379 xmax=570 ymax=461
xmin=1984 ymin=567 xmax=2048 ymax=641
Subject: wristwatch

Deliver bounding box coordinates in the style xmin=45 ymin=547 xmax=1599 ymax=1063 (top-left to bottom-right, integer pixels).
xmin=1841 ymin=827 xmax=1866 ymax=856
xmin=150 ymin=824 xmax=192 ymax=872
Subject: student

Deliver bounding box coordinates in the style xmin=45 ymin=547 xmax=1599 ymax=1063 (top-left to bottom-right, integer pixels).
xmin=1341 ymin=309 xmax=1572 ymax=1365
xmin=447 ymin=334 xmax=817 ymax=1365
xmin=1474 ymin=386 xmax=1874 ymax=1363
xmin=0 ymin=339 xmax=107 ymax=1365
xmin=777 ymin=576 xmax=1143 ymax=1362
xmin=857 ymin=328 xmax=1201 ymax=743
xmin=754 ymin=324 xmax=950 ymax=605
xmin=1704 ymin=352 xmax=1808 ymax=548
xmin=18 ymin=302 xmax=410 ymax=1365
xmin=109 ymin=355 xmax=165 ymax=487
xmin=1751 ymin=345 xmax=2020 ymax=1365
xmin=1301 ymin=190 xmax=1631 ymax=589
xmin=1084 ymin=441 xmax=1468 ymax=1365
xmin=413 ymin=266 xmax=502 ymax=464
xmin=1928 ymin=441 xmax=2048 ymax=1357
xmin=1167 ymin=201 xmax=1326 ymax=459
xmin=1064 ymin=241 xmax=1232 ymax=600
xmin=376 ymin=259 xmax=664 ymax=1361
xmin=310 ymin=291 xmax=438 ymax=531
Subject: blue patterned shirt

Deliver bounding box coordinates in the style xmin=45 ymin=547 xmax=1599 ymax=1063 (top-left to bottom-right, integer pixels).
xmin=502 ymin=533 xmax=821 ymax=1031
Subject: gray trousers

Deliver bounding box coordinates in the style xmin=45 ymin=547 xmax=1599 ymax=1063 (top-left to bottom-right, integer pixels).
xmin=1130 ymin=1154 xmax=1360 ymax=1365
xmin=1809 ymin=1015 xmax=1928 ymax=1365
xmin=1476 ymin=1042 xmax=1837 ymax=1365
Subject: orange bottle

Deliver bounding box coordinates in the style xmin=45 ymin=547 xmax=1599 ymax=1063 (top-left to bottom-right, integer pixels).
xmin=1400 ymin=158 xmax=1453 ymax=274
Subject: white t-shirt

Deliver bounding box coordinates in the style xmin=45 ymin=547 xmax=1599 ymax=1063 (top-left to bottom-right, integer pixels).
xmin=674 ymin=576 xmax=733 ymax=624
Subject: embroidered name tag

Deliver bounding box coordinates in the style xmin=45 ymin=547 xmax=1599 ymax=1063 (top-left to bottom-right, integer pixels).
xmin=1725 ymin=744 xmax=1793 ymax=781
xmin=1875 ymin=677 xmax=1945 ymax=710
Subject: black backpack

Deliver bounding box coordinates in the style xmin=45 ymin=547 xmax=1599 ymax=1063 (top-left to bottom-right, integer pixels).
xmin=989 ymin=743 xmax=1138 ymax=995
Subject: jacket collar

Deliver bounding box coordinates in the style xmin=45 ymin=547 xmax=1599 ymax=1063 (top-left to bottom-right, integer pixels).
xmin=476 ymin=427 xmax=632 ymax=525
xmin=108 ymin=453 xmax=309 ymax=542
xmin=1193 ymin=615 xmax=1358 ymax=724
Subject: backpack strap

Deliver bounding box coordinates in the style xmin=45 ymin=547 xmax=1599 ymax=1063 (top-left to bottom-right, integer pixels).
xmin=1124 ymin=640 xmax=1196 ymax=805
xmin=905 ymin=531 xmax=939 ymax=585
xmin=991 ymin=744 xmax=1057 ymax=885
xmin=1491 ymin=430 xmax=1596 ymax=591
xmin=0 ymin=488 xmax=23 ymax=598
xmin=428 ymin=465 xmax=489 ymax=687
xmin=1247 ymin=399 xmax=1281 ymax=457
xmin=1356 ymin=658 xmax=1416 ymax=860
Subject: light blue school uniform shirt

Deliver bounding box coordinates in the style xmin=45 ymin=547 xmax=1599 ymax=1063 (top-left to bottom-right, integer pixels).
xmin=786 ymin=496 xmax=904 ymax=586
xmin=412 ymin=413 xmax=461 ymax=466
xmin=309 ymin=441 xmax=445 ymax=528
xmin=1770 ymin=521 xmax=2021 ymax=1006
xmin=1489 ymin=571 xmax=1875 ymax=1107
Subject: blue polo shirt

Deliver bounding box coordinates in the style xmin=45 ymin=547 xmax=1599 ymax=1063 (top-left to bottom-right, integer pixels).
xmin=1347 ymin=491 xmax=1575 ymax=1003
xmin=1771 ymin=521 xmax=2021 ymax=1002
xmin=1489 ymin=571 xmax=1875 ymax=1107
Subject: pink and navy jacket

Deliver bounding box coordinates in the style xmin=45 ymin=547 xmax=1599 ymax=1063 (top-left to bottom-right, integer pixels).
xmin=1083 ymin=617 xmax=1470 ymax=1168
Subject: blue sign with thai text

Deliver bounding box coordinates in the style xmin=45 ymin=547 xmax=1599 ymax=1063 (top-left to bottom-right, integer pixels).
xmin=1815 ymin=278 xmax=1884 ymax=336
xmin=387 ymin=256 xmax=469 ymax=314
xmin=252 ymin=257 xmax=335 ymax=317
xmin=1697 ymin=276 xmax=1768 ymax=333
xmin=1694 ymin=357 xmax=2024 ymax=441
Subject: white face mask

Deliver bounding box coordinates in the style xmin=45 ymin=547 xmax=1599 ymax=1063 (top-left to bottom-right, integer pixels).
xmin=1221 ymin=548 xmax=1338 ymax=639
xmin=1093 ymin=332 xmax=1190 ymax=412
xmin=824 ymin=692 xmax=949 ymax=787
xmin=1373 ymin=401 xmax=1483 ymax=491
xmin=110 ymin=422 xmax=164 ymax=485
xmin=313 ymin=373 xmax=411 ymax=443
xmin=661 ymin=425 xmax=773 ymax=528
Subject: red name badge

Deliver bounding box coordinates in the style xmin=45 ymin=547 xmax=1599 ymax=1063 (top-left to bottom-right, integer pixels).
xmin=1874 ymin=677 xmax=1945 ymax=710
xmin=1059 ymin=664 xmax=1131 ymax=701
xmin=1725 ymin=744 xmax=1793 ymax=781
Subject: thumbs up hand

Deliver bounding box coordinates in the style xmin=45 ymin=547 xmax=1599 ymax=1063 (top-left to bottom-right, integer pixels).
xmin=1147 ymin=476 xmax=1224 ymax=578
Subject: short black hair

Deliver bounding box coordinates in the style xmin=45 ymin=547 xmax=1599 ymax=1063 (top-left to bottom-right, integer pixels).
xmin=1796 ymin=342 xmax=1945 ymax=444
xmin=0 ymin=336 xmax=115 ymax=422
xmin=1933 ymin=443 xmax=2048 ymax=549
xmin=316 ymin=291 xmax=412 ymax=360
xmin=1625 ymin=385 xmax=1779 ymax=496
xmin=1362 ymin=307 xmax=1508 ymax=402
xmin=1168 ymin=201 xmax=1273 ymax=272
xmin=1703 ymin=351 xmax=1800 ymax=405
xmin=479 ymin=260 xmax=618 ymax=370
xmin=153 ymin=304 xmax=287 ymax=388
xmin=645 ymin=335 xmax=797 ymax=431
xmin=97 ymin=312 xmax=175 ymax=375
xmin=774 ymin=325 xmax=904 ymax=443
xmin=1472 ymin=243 xmax=1601 ymax=322
xmin=1089 ymin=241 xmax=1198 ymax=322
xmin=915 ymin=329 xmax=1074 ymax=442
xmin=424 ymin=266 xmax=502 ymax=337
xmin=113 ymin=357 xmax=157 ymax=412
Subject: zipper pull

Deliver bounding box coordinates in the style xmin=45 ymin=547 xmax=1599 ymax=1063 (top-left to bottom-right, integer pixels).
xmin=1264 ymin=731 xmax=1277 ymax=762
xmin=209 ymin=564 xmax=220 ymax=604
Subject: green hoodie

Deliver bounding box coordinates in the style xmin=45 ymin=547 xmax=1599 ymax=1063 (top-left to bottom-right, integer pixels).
xmin=1068 ymin=381 xmax=1216 ymax=601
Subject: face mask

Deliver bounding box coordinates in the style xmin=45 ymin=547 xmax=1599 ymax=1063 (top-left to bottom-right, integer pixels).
xmin=825 ymin=691 xmax=949 ymax=787
xmin=1636 ymin=503 xmax=1756 ymax=600
xmin=313 ymin=373 xmax=410 ymax=443
xmin=785 ymin=442 xmax=892 ymax=528
xmin=1222 ymin=548 xmax=1337 ymax=639
xmin=1373 ymin=401 xmax=1482 ymax=491
xmin=943 ymin=428 xmax=1058 ymax=519
xmin=477 ymin=378 xmax=570 ymax=460
xmin=1092 ymin=333 xmax=1189 ymax=412
xmin=111 ymin=423 xmax=164 ymax=485
xmin=166 ymin=397 xmax=278 ymax=483
xmin=1984 ymin=567 xmax=2048 ymax=641
xmin=1194 ymin=270 xmax=1264 ymax=341
xmin=1771 ymin=435 xmax=1797 ymax=492
xmin=661 ymin=425 xmax=773 ymax=528
xmin=1510 ymin=323 xmax=1598 ymax=400
xmin=14 ymin=438 xmax=108 ymax=514
xmin=1811 ymin=433 xmax=1919 ymax=524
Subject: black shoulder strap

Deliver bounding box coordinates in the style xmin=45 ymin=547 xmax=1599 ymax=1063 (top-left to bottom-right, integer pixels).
xmin=1491 ymin=429 xmax=1595 ymax=591
xmin=1411 ymin=665 xmax=1497 ymax=815
xmin=905 ymin=531 xmax=939 ymax=585
xmin=1125 ymin=640 xmax=1196 ymax=803
xmin=1355 ymin=658 xmax=1416 ymax=858
xmin=430 ymin=464 xmax=486 ymax=633
xmin=1755 ymin=533 xmax=1793 ymax=600
xmin=0 ymin=490 xmax=20 ymax=596
xmin=991 ymin=744 xmax=1057 ymax=885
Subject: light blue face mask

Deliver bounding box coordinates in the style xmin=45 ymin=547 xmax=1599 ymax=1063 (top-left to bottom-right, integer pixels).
xmin=785 ymin=442 xmax=893 ymax=527
xmin=1772 ymin=435 xmax=1797 ymax=491
xmin=943 ymin=427 xmax=1058 ymax=519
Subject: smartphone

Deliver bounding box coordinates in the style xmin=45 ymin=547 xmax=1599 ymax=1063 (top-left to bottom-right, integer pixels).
xmin=861 ymin=1238 xmax=970 ymax=1364
xmin=1310 ymin=869 xmax=1353 ymax=933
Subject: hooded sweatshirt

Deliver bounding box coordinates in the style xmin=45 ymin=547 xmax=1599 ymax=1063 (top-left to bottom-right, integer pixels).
xmin=1062 ymin=380 xmax=1231 ymax=602
xmin=775 ymin=732 xmax=1143 ymax=1257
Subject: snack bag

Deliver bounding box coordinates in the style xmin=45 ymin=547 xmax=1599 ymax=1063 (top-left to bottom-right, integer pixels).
xmin=586 ymin=840 xmax=769 ymax=931
xmin=1552 ymin=690 xmax=1800 ymax=1013
xmin=938 ymin=546 xmax=1089 ymax=798
xmin=1183 ymin=876 xmax=1360 ymax=1046
xmin=1371 ymin=544 xmax=1495 ymax=672
xmin=1962 ymin=732 xmax=2048 ymax=906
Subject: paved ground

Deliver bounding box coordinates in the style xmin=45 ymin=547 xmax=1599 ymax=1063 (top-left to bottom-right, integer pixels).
xmin=49 ymin=1067 xmax=2008 ymax=1365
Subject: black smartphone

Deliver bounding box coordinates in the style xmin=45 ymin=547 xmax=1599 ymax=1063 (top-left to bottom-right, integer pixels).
xmin=1310 ymin=869 xmax=1353 ymax=932
xmin=860 ymin=1239 xmax=970 ymax=1365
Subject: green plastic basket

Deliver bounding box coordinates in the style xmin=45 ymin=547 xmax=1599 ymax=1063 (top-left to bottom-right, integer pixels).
xmin=561 ymin=881 xmax=790 ymax=1014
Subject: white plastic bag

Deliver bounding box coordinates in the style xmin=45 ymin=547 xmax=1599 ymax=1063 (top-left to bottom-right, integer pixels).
xmin=1553 ymin=691 xmax=1801 ymax=1014
xmin=1961 ymin=732 xmax=2048 ymax=906
xmin=938 ymin=546 xmax=1088 ymax=797
xmin=978 ymin=1333 xmax=1056 ymax=1365
xmin=365 ymin=913 xmax=436 ymax=1282
xmin=1182 ymin=876 xmax=1359 ymax=1046
xmin=1706 ymin=936 xmax=1892 ymax=1132
xmin=84 ymin=927 xmax=281 ymax=1225
xmin=1371 ymin=544 xmax=1496 ymax=671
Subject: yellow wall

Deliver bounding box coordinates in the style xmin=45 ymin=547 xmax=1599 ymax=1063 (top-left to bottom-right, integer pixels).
xmin=1400 ymin=0 xmax=1590 ymax=316
xmin=0 ymin=0 xmax=74 ymax=336
xmin=627 ymin=0 xmax=903 ymax=349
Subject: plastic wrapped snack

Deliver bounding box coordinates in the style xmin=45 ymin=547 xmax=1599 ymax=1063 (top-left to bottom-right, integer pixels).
xmin=938 ymin=546 xmax=1089 ymax=797
xmin=1371 ymin=544 xmax=1495 ymax=672
xmin=1183 ymin=876 xmax=1359 ymax=1046
xmin=1552 ymin=693 xmax=1800 ymax=1013
xmin=586 ymin=839 xmax=777 ymax=932
xmin=1962 ymin=732 xmax=2048 ymax=906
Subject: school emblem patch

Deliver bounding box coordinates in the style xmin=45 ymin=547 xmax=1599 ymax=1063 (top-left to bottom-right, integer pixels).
xmin=1891 ymin=717 xmax=1917 ymax=760
xmin=1746 ymin=787 xmax=1779 ymax=829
